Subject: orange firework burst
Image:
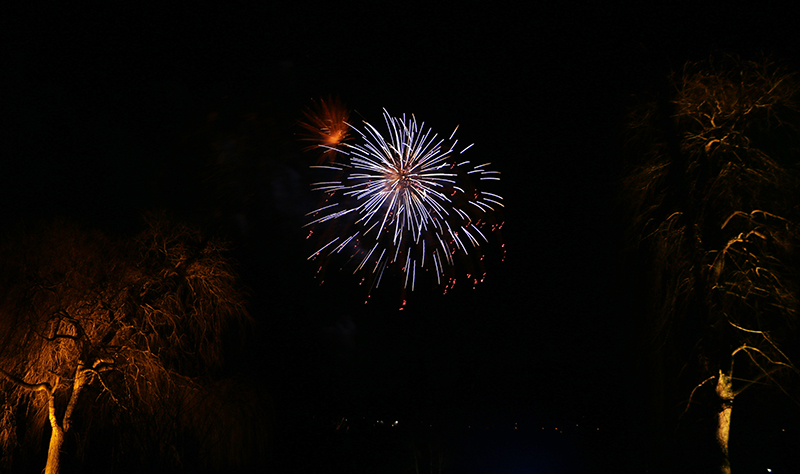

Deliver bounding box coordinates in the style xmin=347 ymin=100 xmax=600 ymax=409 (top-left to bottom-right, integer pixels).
xmin=298 ymin=96 xmax=350 ymax=163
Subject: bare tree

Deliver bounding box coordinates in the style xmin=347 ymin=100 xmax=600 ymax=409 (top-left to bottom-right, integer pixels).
xmin=623 ymin=55 xmax=800 ymax=473
xmin=0 ymin=215 xmax=264 ymax=473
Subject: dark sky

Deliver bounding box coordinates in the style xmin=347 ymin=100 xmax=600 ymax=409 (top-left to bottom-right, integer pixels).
xmin=4 ymin=3 xmax=800 ymax=472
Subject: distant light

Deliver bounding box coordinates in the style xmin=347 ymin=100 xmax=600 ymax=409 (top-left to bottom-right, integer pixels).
xmin=767 ymin=469 xmax=772 ymax=473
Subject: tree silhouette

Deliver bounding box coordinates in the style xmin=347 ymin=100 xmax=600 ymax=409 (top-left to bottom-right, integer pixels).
xmin=0 ymin=215 xmax=266 ymax=473
xmin=623 ymin=56 xmax=800 ymax=473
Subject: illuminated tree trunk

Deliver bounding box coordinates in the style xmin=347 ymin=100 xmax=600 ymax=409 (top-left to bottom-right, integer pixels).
xmin=1 ymin=362 xmax=90 ymax=474
xmin=44 ymin=409 xmax=64 ymax=474
xmin=715 ymin=370 xmax=733 ymax=474
xmin=45 ymin=361 xmax=89 ymax=474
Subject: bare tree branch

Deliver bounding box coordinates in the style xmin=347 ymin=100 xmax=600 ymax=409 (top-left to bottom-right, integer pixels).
xmin=0 ymin=367 xmax=55 ymax=397
xmin=681 ymin=375 xmax=716 ymax=418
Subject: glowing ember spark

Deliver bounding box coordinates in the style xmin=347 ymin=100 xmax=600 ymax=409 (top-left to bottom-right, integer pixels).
xmin=298 ymin=96 xmax=350 ymax=164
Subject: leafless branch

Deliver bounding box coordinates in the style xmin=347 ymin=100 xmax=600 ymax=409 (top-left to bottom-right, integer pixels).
xmin=681 ymin=375 xmax=716 ymax=418
xmin=727 ymin=320 xmax=765 ymax=334
xmin=0 ymin=368 xmax=55 ymax=396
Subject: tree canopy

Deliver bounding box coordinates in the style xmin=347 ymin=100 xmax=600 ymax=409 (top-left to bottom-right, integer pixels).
xmin=0 ymin=215 xmax=269 ymax=473
xmin=623 ymin=55 xmax=800 ymax=472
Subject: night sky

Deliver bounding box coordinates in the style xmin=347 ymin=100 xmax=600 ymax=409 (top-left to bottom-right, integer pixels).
xmin=5 ymin=3 xmax=800 ymax=473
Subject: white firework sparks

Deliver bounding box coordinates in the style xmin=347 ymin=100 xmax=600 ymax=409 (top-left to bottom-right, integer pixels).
xmin=305 ymin=109 xmax=503 ymax=298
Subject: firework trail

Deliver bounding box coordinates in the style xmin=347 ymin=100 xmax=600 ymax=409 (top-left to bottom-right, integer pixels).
xmin=304 ymin=108 xmax=504 ymax=303
xmin=298 ymin=96 xmax=350 ymax=164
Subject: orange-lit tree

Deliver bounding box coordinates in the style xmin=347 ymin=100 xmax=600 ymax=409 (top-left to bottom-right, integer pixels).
xmin=623 ymin=56 xmax=800 ymax=473
xmin=0 ymin=216 xmax=262 ymax=473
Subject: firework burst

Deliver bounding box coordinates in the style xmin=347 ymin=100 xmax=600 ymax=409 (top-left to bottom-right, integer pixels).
xmin=298 ymin=96 xmax=350 ymax=164
xmin=304 ymin=109 xmax=504 ymax=303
